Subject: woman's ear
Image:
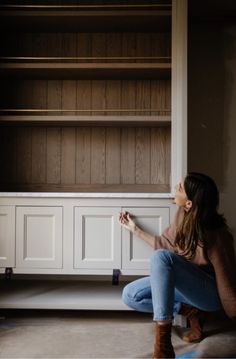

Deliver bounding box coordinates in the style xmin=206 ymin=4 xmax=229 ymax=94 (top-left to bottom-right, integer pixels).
xmin=185 ymin=200 xmax=192 ymax=210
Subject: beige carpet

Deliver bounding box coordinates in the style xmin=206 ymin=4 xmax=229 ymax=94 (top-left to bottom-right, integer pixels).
xmin=0 ymin=310 xmax=235 ymax=358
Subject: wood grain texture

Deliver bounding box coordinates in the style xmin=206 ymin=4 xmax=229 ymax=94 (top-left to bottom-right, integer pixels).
xmin=16 ymin=127 xmax=32 ymax=184
xmin=136 ymin=33 xmax=151 ymax=60
xmin=15 ymin=81 xmax=33 ymax=109
xmin=47 ymin=80 xmax=62 ymax=115
xmin=62 ymin=81 xmax=77 ymax=115
xmin=106 ymin=81 xmax=121 ymax=115
xmin=0 ymin=127 xmax=17 ymax=184
xmin=46 ymin=128 xmax=61 ymax=184
xmin=135 ymin=127 xmax=150 ymax=184
xmin=121 ymin=128 xmax=135 ymax=184
xmin=151 ymin=33 xmax=171 ymax=59
xmin=61 ymin=127 xmax=76 ymax=184
xmin=77 ymin=80 xmax=92 ymax=115
xmin=136 ymin=80 xmax=151 ymax=115
xmin=151 ymin=127 xmax=166 ymax=184
xmin=32 ymin=80 xmax=48 ymax=115
xmin=62 ymin=33 xmax=77 ymax=58
xmin=77 ymin=33 xmax=91 ymax=58
xmin=122 ymin=32 xmax=136 ymax=58
xmin=121 ymin=80 xmax=136 ymax=114
xmin=106 ymin=127 xmax=120 ymax=184
xmin=151 ymin=80 xmax=171 ymax=115
xmin=0 ymin=28 xmax=172 ymax=192
xmin=91 ymin=32 xmax=106 ymax=59
xmin=20 ymin=33 xmax=33 ymax=57
xmin=76 ymin=127 xmax=91 ymax=184
xmin=91 ymin=80 xmax=106 ymax=115
xmin=91 ymin=127 xmax=106 ymax=184
xmin=106 ymin=33 xmax=122 ymax=60
xmin=32 ymin=127 xmax=46 ymax=184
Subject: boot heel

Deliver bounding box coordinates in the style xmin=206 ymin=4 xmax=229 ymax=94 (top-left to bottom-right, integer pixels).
xmin=179 ymin=304 xmax=205 ymax=343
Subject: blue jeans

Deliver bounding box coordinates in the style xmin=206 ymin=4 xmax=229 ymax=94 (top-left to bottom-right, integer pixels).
xmin=122 ymin=249 xmax=222 ymax=321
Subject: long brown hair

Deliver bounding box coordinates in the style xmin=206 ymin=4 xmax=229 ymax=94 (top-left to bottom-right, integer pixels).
xmin=174 ymin=172 xmax=226 ymax=259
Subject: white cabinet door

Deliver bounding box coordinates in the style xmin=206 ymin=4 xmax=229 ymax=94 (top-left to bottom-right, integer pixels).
xmin=0 ymin=206 xmax=15 ymax=268
xmin=16 ymin=206 xmax=63 ymax=269
xmin=74 ymin=207 xmax=121 ymax=269
xmin=122 ymin=207 xmax=169 ymax=270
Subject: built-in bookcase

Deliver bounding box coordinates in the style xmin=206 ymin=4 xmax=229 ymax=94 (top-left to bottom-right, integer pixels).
xmin=0 ymin=0 xmax=186 ymax=193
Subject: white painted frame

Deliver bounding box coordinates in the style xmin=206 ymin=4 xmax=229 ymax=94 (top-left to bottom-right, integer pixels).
xmin=74 ymin=207 xmax=121 ymax=269
xmin=171 ymin=0 xmax=188 ymax=192
xmin=122 ymin=207 xmax=170 ymax=270
xmin=0 ymin=206 xmax=15 ymax=268
xmin=16 ymin=206 xmax=63 ymax=269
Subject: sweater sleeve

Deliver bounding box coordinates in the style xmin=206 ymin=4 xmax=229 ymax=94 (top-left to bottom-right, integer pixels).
xmin=154 ymin=207 xmax=183 ymax=251
xmin=207 ymin=229 xmax=236 ymax=321
xmin=154 ymin=224 xmax=176 ymax=250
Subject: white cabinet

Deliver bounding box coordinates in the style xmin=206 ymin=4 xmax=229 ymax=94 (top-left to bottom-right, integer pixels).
xmin=16 ymin=206 xmax=63 ymax=269
xmin=122 ymin=207 xmax=169 ymax=270
xmin=74 ymin=207 xmax=121 ymax=270
xmin=0 ymin=206 xmax=15 ymax=268
xmin=74 ymin=205 xmax=170 ymax=272
xmin=0 ymin=202 xmax=171 ymax=274
xmin=0 ymin=198 xmax=174 ymax=310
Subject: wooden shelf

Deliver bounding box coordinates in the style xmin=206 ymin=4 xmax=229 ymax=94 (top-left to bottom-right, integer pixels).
xmin=0 ymin=184 xmax=171 ymax=194
xmin=0 ymin=115 xmax=171 ymax=126
xmin=0 ymin=62 xmax=171 ymax=80
xmin=0 ymin=7 xmax=171 ymax=32
xmin=0 ymin=2 xmax=173 ymax=196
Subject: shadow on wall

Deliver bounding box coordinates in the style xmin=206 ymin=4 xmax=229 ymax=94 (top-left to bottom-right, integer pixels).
xmin=188 ymin=21 xmax=225 ymax=188
xmin=221 ymin=25 xmax=236 ymax=239
xmin=188 ymin=19 xmax=236 ymax=238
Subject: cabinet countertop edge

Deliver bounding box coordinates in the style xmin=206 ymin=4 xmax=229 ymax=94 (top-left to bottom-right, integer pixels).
xmin=0 ymin=192 xmax=174 ymax=199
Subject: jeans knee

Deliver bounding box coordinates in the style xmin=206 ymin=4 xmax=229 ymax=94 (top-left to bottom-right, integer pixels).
xmin=122 ymin=283 xmax=132 ymax=306
xmin=151 ymin=248 xmax=172 ymax=261
xmin=150 ymin=249 xmax=173 ymax=269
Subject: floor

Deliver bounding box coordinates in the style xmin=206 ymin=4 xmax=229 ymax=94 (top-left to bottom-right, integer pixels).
xmin=0 ymin=310 xmax=236 ymax=358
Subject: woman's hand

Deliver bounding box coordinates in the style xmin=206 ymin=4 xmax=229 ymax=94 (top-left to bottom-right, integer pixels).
xmin=119 ymin=211 xmax=155 ymax=248
xmin=118 ymin=211 xmax=136 ymax=233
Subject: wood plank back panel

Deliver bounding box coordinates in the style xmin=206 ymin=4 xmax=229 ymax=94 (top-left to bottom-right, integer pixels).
xmin=32 ymin=127 xmax=46 ymax=184
xmin=121 ymin=128 xmax=135 ymax=184
xmin=46 ymin=128 xmax=61 ymax=184
xmin=76 ymin=127 xmax=91 ymax=184
xmin=16 ymin=127 xmax=32 ymax=184
xmin=151 ymin=128 xmax=166 ymax=184
xmin=91 ymin=127 xmax=106 ymax=184
xmin=61 ymin=127 xmax=76 ymax=184
xmin=135 ymin=127 xmax=150 ymax=184
xmin=32 ymin=34 xmax=48 ymax=115
xmin=1 ymin=32 xmax=171 ymax=115
xmin=0 ymin=127 xmax=17 ymax=184
xmin=106 ymin=127 xmax=120 ymax=184
xmin=0 ymin=28 xmax=172 ymax=192
xmin=0 ymin=126 xmax=170 ymax=190
xmin=1 ymin=79 xmax=170 ymax=115
xmin=2 ymin=32 xmax=171 ymax=58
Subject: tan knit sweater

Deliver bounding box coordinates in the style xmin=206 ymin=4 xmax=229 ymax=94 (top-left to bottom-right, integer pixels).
xmin=154 ymin=207 xmax=236 ymax=321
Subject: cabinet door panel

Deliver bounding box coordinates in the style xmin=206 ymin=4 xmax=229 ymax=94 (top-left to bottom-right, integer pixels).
xmin=16 ymin=206 xmax=63 ymax=269
xmin=0 ymin=206 xmax=15 ymax=268
xmin=74 ymin=207 xmax=121 ymax=269
xmin=122 ymin=207 xmax=169 ymax=270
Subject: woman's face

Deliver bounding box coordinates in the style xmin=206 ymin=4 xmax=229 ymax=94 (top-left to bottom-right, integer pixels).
xmin=174 ymin=180 xmax=192 ymax=210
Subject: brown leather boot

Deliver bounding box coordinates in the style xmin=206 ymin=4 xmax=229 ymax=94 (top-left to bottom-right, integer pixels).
xmin=153 ymin=322 xmax=175 ymax=359
xmin=179 ymin=303 xmax=204 ymax=343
